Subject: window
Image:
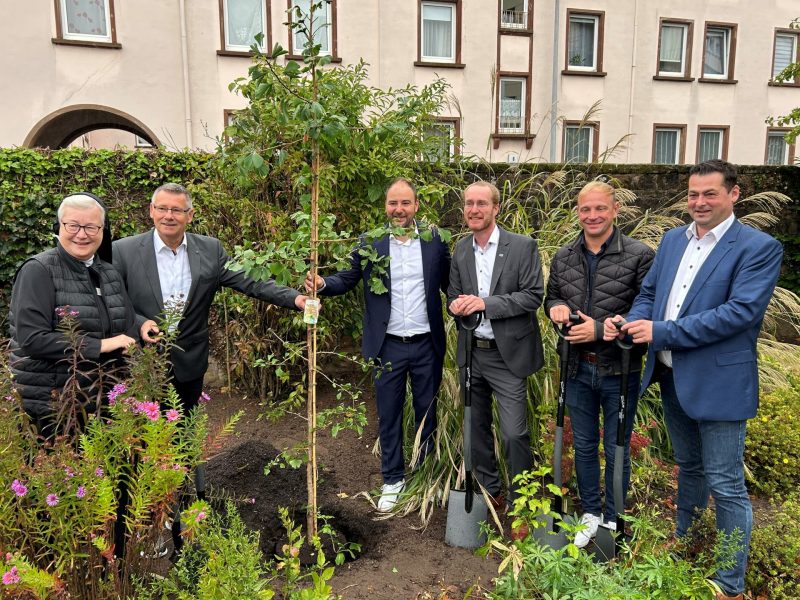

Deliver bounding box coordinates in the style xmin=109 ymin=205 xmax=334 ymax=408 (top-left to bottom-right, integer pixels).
xmin=55 ymin=0 xmax=116 ymax=45
xmin=221 ymin=0 xmax=268 ymax=53
xmin=498 ymin=78 xmax=526 ymax=134
xmin=564 ymin=10 xmax=605 ymax=74
xmin=423 ymin=119 xmax=459 ymax=161
xmin=652 ymin=125 xmax=686 ymax=164
xmin=696 ymin=127 xmax=729 ymax=162
xmin=772 ymin=30 xmax=799 ymax=83
xmin=290 ymin=0 xmax=334 ymax=57
xmin=500 ymin=0 xmax=529 ymax=31
xmin=702 ymin=23 xmax=737 ymax=81
xmin=418 ymin=1 xmax=463 ymax=66
xmin=563 ymin=122 xmax=598 ymax=163
xmin=656 ymin=20 xmax=692 ymax=78
xmin=765 ymin=129 xmax=795 ymax=165
xmin=134 ymin=135 xmax=153 ymax=148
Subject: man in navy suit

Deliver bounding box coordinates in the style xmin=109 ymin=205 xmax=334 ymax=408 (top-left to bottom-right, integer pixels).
xmin=305 ymin=178 xmax=450 ymax=511
xmin=605 ymin=160 xmax=783 ymax=600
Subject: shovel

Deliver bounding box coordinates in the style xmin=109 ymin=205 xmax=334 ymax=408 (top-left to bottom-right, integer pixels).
xmin=591 ymin=320 xmax=635 ymax=561
xmin=445 ymin=311 xmax=488 ymax=549
xmin=532 ymin=313 xmax=580 ymax=549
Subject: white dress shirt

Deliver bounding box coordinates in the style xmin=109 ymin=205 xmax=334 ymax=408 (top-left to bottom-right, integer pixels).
xmin=386 ymin=233 xmax=431 ymax=336
xmin=658 ymin=213 xmax=735 ymax=367
xmin=153 ymin=232 xmax=192 ymax=313
xmin=472 ymin=225 xmax=500 ymax=340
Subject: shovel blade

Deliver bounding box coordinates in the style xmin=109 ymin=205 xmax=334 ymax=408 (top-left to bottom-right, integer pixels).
xmin=445 ymin=489 xmax=488 ymax=549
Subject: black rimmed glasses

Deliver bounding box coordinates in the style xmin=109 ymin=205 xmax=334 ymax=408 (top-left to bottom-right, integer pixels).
xmin=152 ymin=205 xmax=192 ymax=216
xmin=61 ymin=222 xmax=102 ymax=236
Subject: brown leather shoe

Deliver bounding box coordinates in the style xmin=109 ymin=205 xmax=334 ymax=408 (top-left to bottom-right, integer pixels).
xmin=715 ymin=592 xmax=743 ymax=600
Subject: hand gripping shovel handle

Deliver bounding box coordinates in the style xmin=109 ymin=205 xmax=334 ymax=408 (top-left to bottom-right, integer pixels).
xmin=461 ymin=312 xmax=483 ymax=514
xmin=552 ymin=314 xmax=580 ymax=516
xmin=612 ymin=320 xmax=634 ymax=545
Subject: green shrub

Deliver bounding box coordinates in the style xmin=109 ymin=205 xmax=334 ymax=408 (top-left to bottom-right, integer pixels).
xmin=746 ymin=382 xmax=800 ymax=497
xmin=747 ymin=498 xmax=800 ymax=600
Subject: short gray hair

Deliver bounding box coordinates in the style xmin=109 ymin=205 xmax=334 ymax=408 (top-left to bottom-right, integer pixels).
xmin=151 ymin=183 xmax=192 ymax=209
xmin=58 ymin=194 xmax=106 ymax=222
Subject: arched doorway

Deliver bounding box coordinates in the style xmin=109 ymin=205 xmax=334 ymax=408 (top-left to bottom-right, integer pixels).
xmin=24 ymin=104 xmax=160 ymax=149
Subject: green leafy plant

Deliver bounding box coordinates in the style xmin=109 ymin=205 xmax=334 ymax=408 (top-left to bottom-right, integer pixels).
xmin=747 ymin=497 xmax=800 ymax=599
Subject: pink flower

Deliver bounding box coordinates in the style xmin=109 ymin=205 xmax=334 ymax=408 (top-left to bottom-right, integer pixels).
xmin=95 ymin=467 xmax=104 ymax=478
xmin=107 ymin=383 xmax=128 ymax=405
xmin=172 ymin=464 xmax=182 ymax=471
xmin=2 ymin=566 xmax=20 ymax=585
xmin=10 ymin=480 xmax=27 ymax=497
xmin=46 ymin=494 xmax=59 ymax=507
xmin=54 ymin=306 xmax=67 ymax=318
xmin=3 ymin=396 xmax=12 ymax=402
xmin=64 ymin=466 xmax=75 ymax=478
xmin=195 ymin=511 xmax=206 ymax=523
xmin=76 ymin=486 xmax=86 ymax=499
xmin=133 ymin=401 xmax=160 ymax=421
xmin=165 ymin=409 xmax=180 ymax=422
xmin=199 ymin=391 xmax=211 ymax=404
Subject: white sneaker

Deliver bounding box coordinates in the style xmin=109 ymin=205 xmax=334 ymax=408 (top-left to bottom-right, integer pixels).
xmin=574 ymin=513 xmax=601 ymax=548
xmin=377 ymin=480 xmax=405 ymax=512
xmin=602 ymin=518 xmax=617 ymax=532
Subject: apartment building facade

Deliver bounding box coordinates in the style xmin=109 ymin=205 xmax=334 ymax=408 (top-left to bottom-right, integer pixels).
xmin=1 ymin=0 xmax=797 ymax=165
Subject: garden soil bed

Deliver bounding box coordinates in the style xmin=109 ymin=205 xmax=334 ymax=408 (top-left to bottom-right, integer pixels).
xmin=202 ymin=379 xmax=500 ymax=600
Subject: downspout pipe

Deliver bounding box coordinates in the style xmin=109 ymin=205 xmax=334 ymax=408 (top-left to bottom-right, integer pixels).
xmin=549 ymin=0 xmax=560 ymax=163
xmin=179 ymin=0 xmax=193 ymax=148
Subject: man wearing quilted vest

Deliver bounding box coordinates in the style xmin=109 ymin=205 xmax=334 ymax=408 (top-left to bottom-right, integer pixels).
xmin=8 ymin=193 xmax=139 ymax=438
xmin=544 ymin=180 xmax=654 ymax=548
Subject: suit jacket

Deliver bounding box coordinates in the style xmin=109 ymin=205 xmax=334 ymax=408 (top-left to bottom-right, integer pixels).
xmin=319 ymin=225 xmax=450 ymax=361
xmin=627 ymin=219 xmax=783 ymax=421
xmin=112 ymin=230 xmax=300 ymax=382
xmin=447 ymin=226 xmax=545 ymax=379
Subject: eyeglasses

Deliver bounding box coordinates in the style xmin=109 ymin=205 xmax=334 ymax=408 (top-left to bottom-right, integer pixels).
xmin=152 ymin=205 xmax=192 ymax=215
xmin=61 ymin=222 xmax=102 ymax=236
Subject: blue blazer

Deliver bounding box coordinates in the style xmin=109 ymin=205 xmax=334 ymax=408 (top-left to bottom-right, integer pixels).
xmin=319 ymin=226 xmax=450 ymax=361
xmin=627 ymin=219 xmax=782 ymax=421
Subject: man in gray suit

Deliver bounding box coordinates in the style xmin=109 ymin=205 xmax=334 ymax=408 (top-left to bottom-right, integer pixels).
xmin=448 ymin=181 xmax=545 ymax=507
xmin=113 ymin=183 xmax=309 ymax=411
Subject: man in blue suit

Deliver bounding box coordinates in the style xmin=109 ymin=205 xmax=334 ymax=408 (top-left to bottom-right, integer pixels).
xmin=305 ymin=178 xmax=450 ymax=511
xmin=604 ymin=160 xmax=783 ymax=600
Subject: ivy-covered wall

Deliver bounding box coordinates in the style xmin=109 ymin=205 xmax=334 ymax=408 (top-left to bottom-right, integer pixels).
xmin=1 ymin=149 xmax=798 ymax=317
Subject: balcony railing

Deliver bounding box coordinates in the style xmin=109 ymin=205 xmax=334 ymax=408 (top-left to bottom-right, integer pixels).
xmin=500 ymin=10 xmax=527 ymax=30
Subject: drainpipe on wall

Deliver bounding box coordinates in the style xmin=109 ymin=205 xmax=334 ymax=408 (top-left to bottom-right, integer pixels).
xmin=549 ymin=0 xmax=560 ymax=163
xmin=179 ymin=0 xmax=193 ymax=148
xmin=626 ymin=0 xmax=639 ymax=162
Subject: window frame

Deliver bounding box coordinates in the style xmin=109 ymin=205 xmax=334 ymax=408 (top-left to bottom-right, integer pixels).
xmin=652 ymin=124 xmax=687 ymax=165
xmin=499 ymin=0 xmax=533 ymax=34
xmin=53 ymin=0 xmax=119 ymax=48
xmin=415 ymin=0 xmax=463 ymax=68
xmin=562 ymin=121 xmax=599 ymax=163
xmin=654 ymin=18 xmax=694 ymax=81
xmin=770 ymin=28 xmax=800 ymax=86
xmin=695 ymin=125 xmax=729 ymax=162
xmin=765 ymin=128 xmax=796 ymax=165
xmin=497 ymin=76 xmax=527 ymax=135
xmin=218 ymin=0 xmax=271 ymax=57
xmin=423 ymin=117 xmax=461 ymax=161
xmin=563 ymin=9 xmax=606 ymax=77
xmin=287 ymin=0 xmax=340 ymax=62
xmin=700 ymin=22 xmax=738 ymax=83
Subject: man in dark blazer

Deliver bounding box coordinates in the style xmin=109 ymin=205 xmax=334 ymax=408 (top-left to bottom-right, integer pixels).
xmin=448 ymin=180 xmax=544 ymax=506
xmin=113 ymin=182 xmax=308 ymax=410
xmin=305 ymin=178 xmax=450 ymax=511
xmin=605 ymin=160 xmax=783 ymax=600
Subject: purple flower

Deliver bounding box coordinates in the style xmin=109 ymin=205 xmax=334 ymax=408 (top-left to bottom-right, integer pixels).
xmin=107 ymin=383 xmax=128 ymax=405
xmin=10 ymin=480 xmax=27 ymax=497
xmin=64 ymin=466 xmax=75 ymax=478
xmin=54 ymin=306 xmax=67 ymax=318
xmin=95 ymin=467 xmax=104 ymax=478
xmin=3 ymin=396 xmax=13 ymax=402
xmin=46 ymin=494 xmax=59 ymax=507
xmin=76 ymin=486 xmax=86 ymax=499
xmin=2 ymin=566 xmax=20 ymax=585
xmin=195 ymin=510 xmax=206 ymax=523
xmin=133 ymin=401 xmax=160 ymax=422
xmin=199 ymin=391 xmax=211 ymax=404
xmin=69 ymin=310 xmax=79 ymax=317
xmin=165 ymin=409 xmax=180 ymax=422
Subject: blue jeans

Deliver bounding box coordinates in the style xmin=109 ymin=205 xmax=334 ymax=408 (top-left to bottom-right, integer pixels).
xmin=566 ymin=360 xmax=639 ymax=523
xmin=660 ymin=369 xmax=751 ymax=596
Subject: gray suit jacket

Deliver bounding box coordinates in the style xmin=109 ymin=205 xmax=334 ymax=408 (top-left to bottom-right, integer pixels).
xmin=447 ymin=226 xmax=545 ymax=378
xmin=112 ymin=230 xmax=300 ymax=382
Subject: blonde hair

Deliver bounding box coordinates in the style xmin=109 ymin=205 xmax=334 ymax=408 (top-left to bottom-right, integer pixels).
xmin=463 ymin=181 xmax=501 ymax=206
xmin=577 ymin=181 xmax=616 ymax=204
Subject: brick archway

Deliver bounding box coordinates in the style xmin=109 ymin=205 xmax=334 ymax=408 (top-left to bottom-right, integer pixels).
xmin=24 ymin=104 xmax=160 ymax=149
